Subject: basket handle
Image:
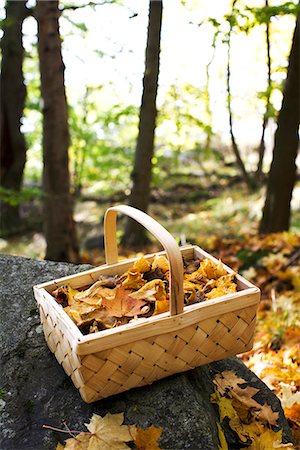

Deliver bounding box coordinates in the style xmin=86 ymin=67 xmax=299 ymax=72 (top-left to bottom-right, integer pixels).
xmin=104 ymin=205 xmax=184 ymax=316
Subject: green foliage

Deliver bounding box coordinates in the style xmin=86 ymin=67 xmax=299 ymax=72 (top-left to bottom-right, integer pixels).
xmin=247 ymin=2 xmax=300 ymax=25
xmin=0 ymin=388 xmax=6 ymax=399
xmin=0 ymin=187 xmax=42 ymax=207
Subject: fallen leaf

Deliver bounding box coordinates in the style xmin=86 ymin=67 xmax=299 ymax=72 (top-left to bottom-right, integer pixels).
xmin=102 ymin=286 xmax=149 ymax=318
xmin=122 ymin=270 xmax=146 ymax=290
xmin=85 ymin=413 xmax=132 ymax=450
xmin=285 ymin=403 xmax=300 ymax=427
xmin=134 ymin=425 xmax=163 ymax=450
xmin=279 ymin=383 xmax=300 ymax=409
xmin=151 ymin=255 xmax=170 ymax=273
xmin=198 ymin=258 xmax=227 ymax=279
xmin=130 ymin=279 xmax=167 ymax=302
xmin=253 ymin=403 xmax=279 ymax=426
xmin=217 ymin=423 xmax=228 ymax=450
xmin=133 ymin=257 xmax=151 ymax=273
xmin=205 ymin=275 xmax=237 ymax=299
xmin=153 ymin=299 xmax=170 ymax=315
xmin=64 ymin=433 xmax=90 ymax=450
xmin=56 ymin=444 xmax=65 ymax=450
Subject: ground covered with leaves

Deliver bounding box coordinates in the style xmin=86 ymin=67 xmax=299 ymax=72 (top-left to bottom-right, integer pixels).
xmin=209 ymin=232 xmax=300 ymax=447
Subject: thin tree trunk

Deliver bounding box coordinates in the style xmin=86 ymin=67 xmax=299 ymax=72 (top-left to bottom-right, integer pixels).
xmin=36 ymin=0 xmax=79 ymax=262
xmin=259 ymin=14 xmax=299 ymax=233
xmin=227 ymin=0 xmax=252 ymax=189
xmin=0 ymin=1 xmax=28 ymax=236
xmin=122 ymin=0 xmax=163 ymax=247
xmin=256 ymin=0 xmax=272 ymax=179
xmin=204 ymin=31 xmax=218 ymax=150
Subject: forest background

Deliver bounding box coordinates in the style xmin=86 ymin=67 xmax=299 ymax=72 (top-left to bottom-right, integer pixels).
xmin=0 ymin=0 xmax=299 ymax=446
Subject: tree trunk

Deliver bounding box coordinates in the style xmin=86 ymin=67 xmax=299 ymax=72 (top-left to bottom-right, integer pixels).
xmin=259 ymin=14 xmax=299 ymax=233
xmin=0 ymin=1 xmax=28 ymax=236
xmin=122 ymin=0 xmax=163 ymax=247
xmin=227 ymin=0 xmax=252 ymax=189
xmin=256 ymin=0 xmax=272 ymax=179
xmin=36 ymin=0 xmax=79 ymax=262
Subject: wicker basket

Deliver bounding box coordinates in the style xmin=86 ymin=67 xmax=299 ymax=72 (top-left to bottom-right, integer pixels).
xmin=33 ymin=205 xmax=260 ymax=403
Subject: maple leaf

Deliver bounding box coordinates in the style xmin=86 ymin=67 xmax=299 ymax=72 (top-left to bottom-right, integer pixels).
xmin=64 ymin=433 xmax=90 ymax=450
xmin=212 ymin=391 xmax=291 ymax=449
xmin=213 ymin=371 xmax=279 ymax=426
xmin=85 ymin=413 xmax=132 ymax=450
xmin=133 ymin=425 xmax=163 ymax=450
xmin=253 ymin=403 xmax=279 ymax=426
xmin=56 ymin=444 xmax=65 ymax=450
xmin=279 ymin=383 xmax=300 ymax=409
xmin=102 ymin=286 xmax=149 ymax=318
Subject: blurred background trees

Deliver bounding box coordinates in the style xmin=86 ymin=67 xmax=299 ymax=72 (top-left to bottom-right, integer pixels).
xmin=0 ymin=0 xmax=299 ymax=262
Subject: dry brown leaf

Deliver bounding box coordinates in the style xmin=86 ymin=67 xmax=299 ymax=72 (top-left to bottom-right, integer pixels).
xmin=254 ymin=403 xmax=279 ymax=426
xmin=214 ymin=371 xmax=260 ymax=407
xmin=213 ymin=371 xmax=250 ymax=395
xmin=102 ymin=286 xmax=149 ymax=318
xmin=134 ymin=425 xmax=163 ymax=450
xmin=85 ymin=413 xmax=132 ymax=450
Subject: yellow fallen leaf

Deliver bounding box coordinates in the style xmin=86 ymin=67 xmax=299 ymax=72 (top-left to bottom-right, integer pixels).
xmin=151 ymin=255 xmax=170 ymax=273
xmin=130 ymin=279 xmax=167 ymax=302
xmin=133 ymin=257 xmax=151 ymax=273
xmin=217 ymin=423 xmax=228 ymax=450
xmin=211 ymin=391 xmax=247 ymax=442
xmin=56 ymin=444 xmax=65 ymax=450
xmin=64 ymin=432 xmax=90 ymax=449
xmin=205 ymin=275 xmax=237 ymax=299
xmin=153 ymin=299 xmax=170 ymax=316
xmin=85 ymin=413 xmax=132 ymax=450
xmin=285 ymin=403 xmax=300 ymax=427
xmin=246 ymin=426 xmax=293 ymax=449
xmin=134 ymin=425 xmax=163 ymax=450
xmin=122 ymin=270 xmax=146 ymax=290
xmin=199 ymin=258 xmax=227 ymax=279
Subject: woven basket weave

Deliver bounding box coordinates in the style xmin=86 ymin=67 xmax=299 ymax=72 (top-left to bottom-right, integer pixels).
xmin=34 ymin=205 xmax=260 ymax=403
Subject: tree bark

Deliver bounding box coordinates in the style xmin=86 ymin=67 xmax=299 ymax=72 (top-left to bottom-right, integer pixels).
xmin=256 ymin=0 xmax=272 ymax=179
xmin=227 ymin=0 xmax=252 ymax=189
xmin=259 ymin=14 xmax=299 ymax=233
xmin=36 ymin=0 xmax=79 ymax=262
xmin=0 ymin=1 xmax=28 ymax=236
xmin=122 ymin=0 xmax=163 ymax=247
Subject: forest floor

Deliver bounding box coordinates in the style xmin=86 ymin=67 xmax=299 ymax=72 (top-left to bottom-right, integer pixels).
xmin=1 ymin=180 xmax=300 ymax=445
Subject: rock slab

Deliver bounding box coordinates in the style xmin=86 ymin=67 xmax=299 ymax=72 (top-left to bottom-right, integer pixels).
xmin=0 ymin=254 xmax=292 ymax=449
